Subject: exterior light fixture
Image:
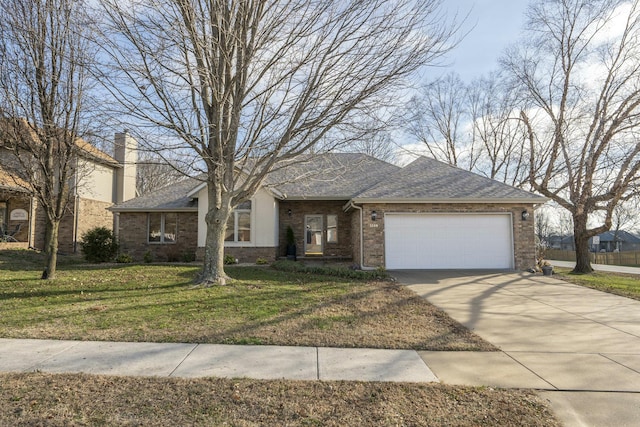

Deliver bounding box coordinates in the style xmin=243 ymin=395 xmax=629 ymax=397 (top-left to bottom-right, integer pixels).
xmin=371 ymin=211 xmax=377 ymax=221
xmin=521 ymin=210 xmax=530 ymax=221
xmin=287 ymin=209 xmax=292 ymax=217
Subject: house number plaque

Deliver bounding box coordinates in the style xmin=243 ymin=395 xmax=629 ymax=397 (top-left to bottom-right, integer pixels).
xmin=10 ymin=209 xmax=28 ymax=221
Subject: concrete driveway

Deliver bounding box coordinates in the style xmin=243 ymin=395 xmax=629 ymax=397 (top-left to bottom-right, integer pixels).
xmin=393 ymin=270 xmax=640 ymax=427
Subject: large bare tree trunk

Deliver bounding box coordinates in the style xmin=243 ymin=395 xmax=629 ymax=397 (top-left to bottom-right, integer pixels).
xmin=201 ymin=209 xmax=231 ymax=286
xmin=573 ymin=215 xmax=593 ymax=274
xmin=42 ymin=220 xmax=60 ymax=279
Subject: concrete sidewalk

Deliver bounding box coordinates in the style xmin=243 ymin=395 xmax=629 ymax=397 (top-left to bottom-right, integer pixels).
xmin=394 ymin=270 xmax=640 ymax=427
xmin=0 ymin=338 xmax=437 ymax=383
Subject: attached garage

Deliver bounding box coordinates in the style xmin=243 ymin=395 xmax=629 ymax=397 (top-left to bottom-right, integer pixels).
xmin=384 ymin=213 xmax=514 ymax=269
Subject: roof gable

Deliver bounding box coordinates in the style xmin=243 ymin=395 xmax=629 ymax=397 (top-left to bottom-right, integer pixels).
xmin=110 ymin=176 xmax=201 ymax=211
xmin=266 ymin=153 xmax=400 ymax=199
xmin=0 ymin=118 xmax=119 ymax=168
xmin=353 ymin=156 xmax=546 ymax=202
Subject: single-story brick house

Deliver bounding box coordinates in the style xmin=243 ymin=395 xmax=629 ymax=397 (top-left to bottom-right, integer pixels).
xmin=111 ymin=154 xmax=547 ymax=270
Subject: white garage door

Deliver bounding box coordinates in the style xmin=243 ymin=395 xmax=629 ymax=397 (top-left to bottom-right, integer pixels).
xmin=385 ymin=214 xmax=513 ymax=269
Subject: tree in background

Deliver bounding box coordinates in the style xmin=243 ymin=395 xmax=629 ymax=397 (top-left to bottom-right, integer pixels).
xmin=96 ymin=0 xmax=456 ymax=285
xmin=0 ymin=0 xmax=93 ymax=279
xmin=467 ymin=73 xmax=531 ymax=187
xmin=403 ymin=72 xmax=531 ymax=186
xmin=505 ymin=0 xmax=640 ymax=273
xmin=136 ymin=152 xmax=187 ymax=196
xmin=404 ymin=73 xmax=470 ymax=168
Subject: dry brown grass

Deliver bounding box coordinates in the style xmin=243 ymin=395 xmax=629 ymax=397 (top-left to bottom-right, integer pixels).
xmin=0 ymin=373 xmax=560 ymax=426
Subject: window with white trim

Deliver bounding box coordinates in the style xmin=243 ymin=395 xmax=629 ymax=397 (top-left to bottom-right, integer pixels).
xmin=148 ymin=213 xmax=177 ymax=243
xmin=327 ymin=214 xmax=338 ymax=243
xmin=225 ymin=201 xmax=251 ymax=242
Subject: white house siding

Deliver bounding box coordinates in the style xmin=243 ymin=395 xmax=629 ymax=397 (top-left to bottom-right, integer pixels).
xmin=196 ymin=186 xmax=278 ymax=249
xmin=75 ymin=160 xmax=115 ymax=203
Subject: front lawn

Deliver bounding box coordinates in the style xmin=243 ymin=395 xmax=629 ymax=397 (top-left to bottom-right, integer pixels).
xmin=0 ymin=250 xmax=494 ymax=351
xmin=554 ymin=267 xmax=640 ymax=301
xmin=0 ymin=250 xmax=563 ymax=426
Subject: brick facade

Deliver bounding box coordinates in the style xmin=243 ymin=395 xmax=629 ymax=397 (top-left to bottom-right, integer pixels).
xmin=355 ymin=203 xmax=537 ymax=271
xmin=30 ymin=197 xmax=114 ymax=254
xmin=196 ymin=246 xmax=278 ymax=263
xmin=117 ymin=211 xmax=199 ymax=262
xmin=278 ymin=200 xmax=353 ymax=259
xmin=118 ymin=211 xmax=278 ymax=263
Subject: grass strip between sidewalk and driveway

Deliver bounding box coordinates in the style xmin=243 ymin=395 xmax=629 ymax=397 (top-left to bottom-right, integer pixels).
xmin=554 ymin=267 xmax=640 ymax=301
xmin=0 ymin=250 xmax=494 ymax=351
xmin=0 ymin=372 xmax=560 ymax=427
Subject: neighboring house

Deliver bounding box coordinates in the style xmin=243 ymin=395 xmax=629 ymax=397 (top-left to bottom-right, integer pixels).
xmin=0 ymin=131 xmax=137 ymax=253
xmin=589 ymin=230 xmax=640 ymax=252
xmin=549 ymin=231 xmax=640 ymax=252
xmin=111 ymin=154 xmax=546 ymax=270
xmin=548 ymin=234 xmax=575 ymax=251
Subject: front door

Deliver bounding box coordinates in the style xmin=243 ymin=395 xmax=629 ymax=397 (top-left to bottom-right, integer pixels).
xmin=305 ymin=215 xmax=323 ymax=255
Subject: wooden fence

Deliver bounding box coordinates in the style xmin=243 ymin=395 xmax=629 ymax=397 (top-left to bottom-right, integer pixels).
xmin=546 ymin=249 xmax=640 ymax=267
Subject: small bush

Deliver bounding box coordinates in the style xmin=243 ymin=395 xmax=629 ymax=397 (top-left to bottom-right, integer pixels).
xmin=80 ymin=227 xmax=119 ymax=263
xmin=255 ymin=257 xmax=268 ymax=265
xmin=166 ymin=249 xmax=180 ymax=263
xmin=115 ymin=253 xmax=134 ymax=264
xmin=224 ymin=254 xmax=237 ymax=265
xmin=271 ymin=260 xmax=389 ymax=280
xmin=143 ymin=251 xmax=153 ymax=263
xmin=181 ymin=251 xmax=196 ymax=263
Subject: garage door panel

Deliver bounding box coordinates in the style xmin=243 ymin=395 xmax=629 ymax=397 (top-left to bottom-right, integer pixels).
xmin=385 ymin=214 xmax=513 ymax=269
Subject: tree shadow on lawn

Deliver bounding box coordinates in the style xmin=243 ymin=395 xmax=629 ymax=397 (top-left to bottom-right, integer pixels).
xmin=182 ymin=281 xmax=497 ymax=351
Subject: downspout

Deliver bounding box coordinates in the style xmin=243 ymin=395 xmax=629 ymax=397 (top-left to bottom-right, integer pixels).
xmin=72 ymin=170 xmax=80 ymax=253
xmin=73 ymin=194 xmax=80 ymax=253
xmin=348 ymin=201 xmax=374 ymax=270
xmin=28 ymin=196 xmax=33 ymax=249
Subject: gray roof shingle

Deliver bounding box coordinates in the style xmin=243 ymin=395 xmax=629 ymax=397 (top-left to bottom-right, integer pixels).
xmin=353 ymin=156 xmax=546 ymax=202
xmin=111 ymin=154 xmax=545 ymax=211
xmin=265 ymin=153 xmax=400 ymax=199
xmin=110 ymin=176 xmax=201 ymax=211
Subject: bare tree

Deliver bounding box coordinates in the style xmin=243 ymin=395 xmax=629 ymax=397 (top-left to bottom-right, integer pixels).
xmin=534 ymin=208 xmax=553 ymax=259
xmin=504 ymin=0 xmax=640 ymax=273
xmin=610 ymin=200 xmax=640 ymax=249
xmin=404 ymin=73 xmax=473 ymax=168
xmin=404 ymin=71 xmax=535 ymax=187
xmin=96 ymin=0 xmax=456 ymax=285
xmin=467 ymin=73 xmax=530 ymax=187
xmin=0 ymin=0 xmax=93 ymax=279
xmin=136 ymin=152 xmax=187 ymax=196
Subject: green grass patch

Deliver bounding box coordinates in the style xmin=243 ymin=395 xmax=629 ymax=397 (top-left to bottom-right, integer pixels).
xmin=0 ymin=249 xmax=494 ymax=350
xmin=554 ymin=267 xmax=640 ymax=301
xmin=271 ymin=259 xmax=388 ymax=280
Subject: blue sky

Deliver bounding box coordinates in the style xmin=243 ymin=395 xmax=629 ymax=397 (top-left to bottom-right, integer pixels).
xmin=439 ymin=1 xmax=529 ymax=81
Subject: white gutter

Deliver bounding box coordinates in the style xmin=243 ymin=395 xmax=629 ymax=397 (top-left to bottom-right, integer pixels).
xmin=348 ymin=201 xmax=374 ymax=271
xmin=351 ymin=197 xmax=550 ymax=204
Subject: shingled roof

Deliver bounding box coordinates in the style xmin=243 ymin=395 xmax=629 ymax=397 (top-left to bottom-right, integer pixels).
xmin=110 ymin=154 xmax=545 ymax=211
xmin=353 ymin=156 xmax=546 ymax=202
xmin=0 ymin=166 xmax=30 ymax=192
xmin=109 ymin=176 xmax=201 ymax=211
xmin=265 ymin=153 xmax=400 ymax=199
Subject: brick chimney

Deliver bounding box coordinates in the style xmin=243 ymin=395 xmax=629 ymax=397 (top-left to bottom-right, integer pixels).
xmin=114 ymin=131 xmax=137 ymax=203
